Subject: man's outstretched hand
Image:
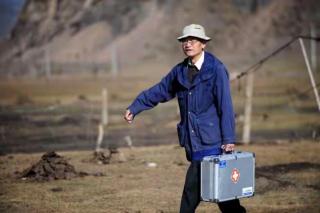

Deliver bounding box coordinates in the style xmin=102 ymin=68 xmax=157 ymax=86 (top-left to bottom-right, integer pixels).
xmin=124 ymin=109 xmax=134 ymax=124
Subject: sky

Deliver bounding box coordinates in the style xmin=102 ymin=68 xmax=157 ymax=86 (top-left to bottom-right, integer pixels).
xmin=0 ymin=0 xmax=25 ymax=39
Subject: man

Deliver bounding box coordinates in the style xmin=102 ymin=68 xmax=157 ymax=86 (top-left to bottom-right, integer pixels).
xmin=124 ymin=24 xmax=246 ymax=213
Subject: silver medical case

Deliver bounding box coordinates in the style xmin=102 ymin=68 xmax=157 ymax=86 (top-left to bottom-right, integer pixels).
xmin=200 ymin=151 xmax=255 ymax=203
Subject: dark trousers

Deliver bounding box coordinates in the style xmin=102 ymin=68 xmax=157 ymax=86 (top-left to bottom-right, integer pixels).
xmin=179 ymin=162 xmax=246 ymax=213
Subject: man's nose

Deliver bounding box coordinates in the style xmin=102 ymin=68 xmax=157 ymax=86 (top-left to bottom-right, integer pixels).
xmin=184 ymin=42 xmax=192 ymax=47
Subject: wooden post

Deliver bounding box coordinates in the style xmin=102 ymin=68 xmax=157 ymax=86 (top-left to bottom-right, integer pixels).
xmin=95 ymin=88 xmax=108 ymax=153
xmin=242 ymin=72 xmax=254 ymax=144
xmin=124 ymin=135 xmax=133 ymax=149
xmin=102 ymin=88 xmax=108 ymax=126
xmin=44 ymin=47 xmax=51 ymax=80
xmin=310 ymin=23 xmax=317 ymax=71
xmin=95 ymin=124 xmax=104 ymax=153
xmin=111 ymin=43 xmax=118 ymax=77
xmin=299 ymin=38 xmax=320 ymax=112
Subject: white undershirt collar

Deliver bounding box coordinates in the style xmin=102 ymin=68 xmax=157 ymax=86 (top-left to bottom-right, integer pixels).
xmin=189 ymin=51 xmax=204 ymax=71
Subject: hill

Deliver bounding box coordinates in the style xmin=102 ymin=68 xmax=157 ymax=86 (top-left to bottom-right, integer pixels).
xmin=0 ymin=0 xmax=319 ymax=76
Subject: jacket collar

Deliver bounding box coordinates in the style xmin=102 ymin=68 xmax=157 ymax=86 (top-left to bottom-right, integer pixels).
xmin=177 ymin=52 xmax=217 ymax=89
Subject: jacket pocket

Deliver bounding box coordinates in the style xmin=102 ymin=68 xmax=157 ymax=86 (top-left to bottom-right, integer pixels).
xmin=177 ymin=123 xmax=186 ymax=147
xmin=197 ymin=119 xmax=221 ymax=145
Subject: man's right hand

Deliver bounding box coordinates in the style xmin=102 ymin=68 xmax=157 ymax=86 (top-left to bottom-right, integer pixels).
xmin=124 ymin=109 xmax=134 ymax=124
xmin=221 ymin=144 xmax=235 ymax=152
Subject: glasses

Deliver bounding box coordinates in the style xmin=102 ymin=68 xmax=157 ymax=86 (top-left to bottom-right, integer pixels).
xmin=181 ymin=38 xmax=200 ymax=45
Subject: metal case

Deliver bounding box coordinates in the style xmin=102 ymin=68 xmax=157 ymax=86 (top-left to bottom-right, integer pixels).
xmin=200 ymin=151 xmax=255 ymax=203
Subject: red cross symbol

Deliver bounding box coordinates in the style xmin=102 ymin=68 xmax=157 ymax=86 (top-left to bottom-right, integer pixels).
xmin=231 ymin=168 xmax=240 ymax=183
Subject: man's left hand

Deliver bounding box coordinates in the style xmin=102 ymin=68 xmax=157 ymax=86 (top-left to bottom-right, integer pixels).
xmin=221 ymin=144 xmax=235 ymax=152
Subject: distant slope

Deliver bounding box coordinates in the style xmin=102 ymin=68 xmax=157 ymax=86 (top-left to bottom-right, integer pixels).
xmin=1 ymin=0 xmax=319 ymax=75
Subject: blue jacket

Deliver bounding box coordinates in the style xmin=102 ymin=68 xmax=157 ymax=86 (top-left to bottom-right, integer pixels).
xmin=128 ymin=52 xmax=235 ymax=161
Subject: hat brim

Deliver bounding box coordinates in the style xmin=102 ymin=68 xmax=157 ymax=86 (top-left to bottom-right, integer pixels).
xmin=177 ymin=34 xmax=211 ymax=42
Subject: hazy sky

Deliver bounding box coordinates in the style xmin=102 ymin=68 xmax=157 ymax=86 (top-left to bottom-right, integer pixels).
xmin=0 ymin=0 xmax=25 ymax=39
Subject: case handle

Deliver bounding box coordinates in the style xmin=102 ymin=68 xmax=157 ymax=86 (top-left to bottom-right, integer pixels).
xmin=223 ymin=150 xmax=234 ymax=155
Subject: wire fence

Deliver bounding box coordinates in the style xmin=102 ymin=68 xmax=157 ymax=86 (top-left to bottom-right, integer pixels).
xmin=231 ymin=35 xmax=320 ymax=143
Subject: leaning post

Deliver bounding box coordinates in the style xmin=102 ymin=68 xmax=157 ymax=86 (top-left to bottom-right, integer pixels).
xmin=299 ymin=38 xmax=320 ymax=112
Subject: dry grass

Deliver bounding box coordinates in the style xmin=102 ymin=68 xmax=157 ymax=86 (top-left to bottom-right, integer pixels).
xmin=1 ymin=69 xmax=319 ymax=144
xmin=1 ymin=141 xmax=320 ymax=213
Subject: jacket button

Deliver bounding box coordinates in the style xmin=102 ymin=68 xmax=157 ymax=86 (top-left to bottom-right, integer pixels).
xmin=191 ymin=130 xmax=194 ymax=133
xmin=189 ymin=92 xmax=192 ymax=95
xmin=188 ymin=111 xmax=191 ymax=114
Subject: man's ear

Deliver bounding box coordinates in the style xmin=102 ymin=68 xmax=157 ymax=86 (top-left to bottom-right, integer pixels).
xmin=201 ymin=43 xmax=206 ymax=50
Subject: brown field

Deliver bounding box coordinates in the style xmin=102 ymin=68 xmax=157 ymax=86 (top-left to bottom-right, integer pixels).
xmin=1 ymin=1 xmax=320 ymax=212
xmin=0 ymin=141 xmax=320 ymax=213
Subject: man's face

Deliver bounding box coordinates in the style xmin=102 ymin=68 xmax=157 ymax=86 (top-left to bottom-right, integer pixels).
xmin=181 ymin=37 xmax=206 ymax=58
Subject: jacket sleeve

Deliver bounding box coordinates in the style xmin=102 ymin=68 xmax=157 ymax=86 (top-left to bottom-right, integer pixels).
xmin=214 ymin=63 xmax=236 ymax=144
xmin=127 ymin=68 xmax=177 ymax=116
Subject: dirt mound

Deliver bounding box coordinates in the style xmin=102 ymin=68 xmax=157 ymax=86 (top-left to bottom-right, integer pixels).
xmin=19 ymin=151 xmax=82 ymax=181
xmin=90 ymin=148 xmax=127 ymax=165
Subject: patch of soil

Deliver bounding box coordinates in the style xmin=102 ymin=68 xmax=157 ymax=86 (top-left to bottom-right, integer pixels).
xmin=90 ymin=148 xmax=127 ymax=164
xmin=256 ymin=162 xmax=320 ymax=194
xmin=256 ymin=162 xmax=320 ymax=175
xmin=0 ymin=112 xmax=26 ymax=125
xmin=19 ymin=151 xmax=84 ymax=181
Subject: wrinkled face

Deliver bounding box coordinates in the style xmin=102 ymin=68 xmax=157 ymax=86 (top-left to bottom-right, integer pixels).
xmin=181 ymin=37 xmax=206 ymax=58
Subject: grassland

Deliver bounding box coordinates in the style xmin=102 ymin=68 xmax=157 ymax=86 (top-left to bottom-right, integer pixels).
xmin=0 ymin=141 xmax=320 ymax=213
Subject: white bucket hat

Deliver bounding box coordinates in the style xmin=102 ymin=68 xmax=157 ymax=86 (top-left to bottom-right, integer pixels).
xmin=177 ymin=24 xmax=211 ymax=41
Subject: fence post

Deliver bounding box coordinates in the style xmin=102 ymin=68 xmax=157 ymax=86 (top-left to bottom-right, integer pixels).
xmin=310 ymin=23 xmax=317 ymax=71
xmin=44 ymin=47 xmax=51 ymax=80
xmin=111 ymin=43 xmax=118 ymax=77
xmin=95 ymin=88 xmax=108 ymax=153
xmin=102 ymin=88 xmax=108 ymax=125
xmin=299 ymin=38 xmax=320 ymax=112
xmin=242 ymin=72 xmax=254 ymax=144
xmin=95 ymin=124 xmax=104 ymax=153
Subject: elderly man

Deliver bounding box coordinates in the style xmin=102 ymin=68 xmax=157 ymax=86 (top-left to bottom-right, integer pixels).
xmin=124 ymin=24 xmax=246 ymax=213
